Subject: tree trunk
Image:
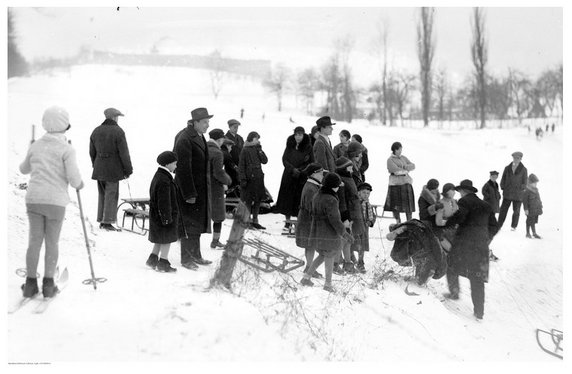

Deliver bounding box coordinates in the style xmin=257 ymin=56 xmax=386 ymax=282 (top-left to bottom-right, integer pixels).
xmin=210 ymin=202 xmax=250 ymax=290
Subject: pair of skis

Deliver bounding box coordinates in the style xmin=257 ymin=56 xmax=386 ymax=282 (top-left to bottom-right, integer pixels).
xmin=9 ymin=268 xmax=69 ymax=314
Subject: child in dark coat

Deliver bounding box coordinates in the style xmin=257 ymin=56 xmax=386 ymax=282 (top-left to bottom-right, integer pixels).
xmin=146 ymin=151 xmax=180 ymax=272
xmin=356 ymin=182 xmax=376 ymax=273
xmin=482 ymin=171 xmax=501 ymax=215
xmin=523 ymin=173 xmax=543 ymax=239
xmin=239 ymin=131 xmax=268 ymax=230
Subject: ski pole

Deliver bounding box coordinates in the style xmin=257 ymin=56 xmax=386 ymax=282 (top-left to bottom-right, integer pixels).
xmin=76 ymin=189 xmax=107 ymax=289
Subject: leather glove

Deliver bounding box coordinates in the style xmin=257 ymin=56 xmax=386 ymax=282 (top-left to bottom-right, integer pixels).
xmin=434 ymin=202 xmax=444 ymax=210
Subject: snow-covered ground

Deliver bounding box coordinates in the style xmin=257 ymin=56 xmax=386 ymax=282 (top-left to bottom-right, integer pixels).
xmin=4 ymin=65 xmax=566 ymax=367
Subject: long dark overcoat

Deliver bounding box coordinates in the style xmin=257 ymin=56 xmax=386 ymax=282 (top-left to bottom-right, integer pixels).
xmin=313 ymin=135 xmax=336 ymax=173
xmin=222 ymin=146 xmax=239 ymax=189
xmin=173 ymin=122 xmax=211 ymax=236
xmin=295 ymin=178 xmax=321 ymax=249
xmin=308 ymin=188 xmax=346 ymax=257
xmin=238 ymin=143 xmax=268 ymax=202
xmin=446 ymin=193 xmax=499 ymax=282
xmin=481 ymin=179 xmax=501 ymax=213
xmin=337 ymin=170 xmax=365 ymax=238
xmin=148 ymin=168 xmax=180 ymax=244
xmin=208 ymin=141 xmax=232 ymax=222
xmin=275 ymin=134 xmax=313 ymax=217
xmin=225 ymin=131 xmax=244 ymax=166
xmin=500 ymin=162 xmax=528 ymax=201
xmin=89 ymin=119 xmax=133 ymax=181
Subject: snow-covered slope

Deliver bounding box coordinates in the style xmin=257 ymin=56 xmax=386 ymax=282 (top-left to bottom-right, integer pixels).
xmin=5 ymin=65 xmax=564 ymax=364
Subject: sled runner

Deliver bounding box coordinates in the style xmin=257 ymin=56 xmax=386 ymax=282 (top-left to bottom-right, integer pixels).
xmin=121 ymin=208 xmax=149 ymax=235
xmin=239 ymin=237 xmax=305 ymax=273
xmin=536 ymin=328 xmax=563 ymax=359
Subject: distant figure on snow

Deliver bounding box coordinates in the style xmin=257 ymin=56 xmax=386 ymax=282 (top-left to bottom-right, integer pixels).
xmin=498 ymin=151 xmax=528 ymax=230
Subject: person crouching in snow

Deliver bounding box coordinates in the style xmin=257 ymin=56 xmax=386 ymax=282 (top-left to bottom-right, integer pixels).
xmin=295 ymin=163 xmax=325 ymax=278
xmin=238 ymin=131 xmax=268 ymax=230
xmin=523 ymin=173 xmax=543 ymax=239
xmin=19 ymin=106 xmax=84 ymax=298
xmin=301 ymin=172 xmax=353 ymax=292
xmin=207 ymin=129 xmax=233 ymax=249
xmin=356 ymin=182 xmax=376 ymax=273
xmin=146 ymin=151 xmax=180 ymax=272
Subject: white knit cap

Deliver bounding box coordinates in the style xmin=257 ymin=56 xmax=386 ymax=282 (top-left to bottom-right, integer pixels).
xmin=42 ymin=106 xmax=70 ymax=133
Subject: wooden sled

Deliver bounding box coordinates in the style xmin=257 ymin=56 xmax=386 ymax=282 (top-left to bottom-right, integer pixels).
xmin=239 ymin=237 xmax=305 ymax=273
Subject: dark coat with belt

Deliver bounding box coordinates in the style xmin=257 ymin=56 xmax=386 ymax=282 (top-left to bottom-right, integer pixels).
xmin=446 ymin=193 xmax=499 ymax=282
xmin=238 ymin=142 xmax=268 ymax=202
xmin=295 ymin=178 xmax=321 ymax=249
xmin=275 ymin=134 xmax=313 ymax=217
xmin=225 ymin=131 xmax=244 ymax=166
xmin=522 ymin=185 xmax=543 ymax=216
xmin=500 ymin=162 xmax=528 ymax=201
xmin=308 ymin=187 xmax=346 ymax=257
xmin=89 ymin=119 xmax=133 ymax=181
xmin=208 ymin=141 xmax=232 ymax=222
xmin=313 ymin=135 xmax=336 ymax=173
xmin=173 ymin=122 xmax=211 ymax=236
xmin=337 ymin=170 xmax=365 ymax=238
xmin=482 ymin=179 xmax=501 ymax=213
xmin=148 ymin=168 xmax=180 ymax=244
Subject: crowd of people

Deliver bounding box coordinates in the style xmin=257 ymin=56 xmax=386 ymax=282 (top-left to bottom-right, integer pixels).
xmin=18 ymin=106 xmax=544 ymax=321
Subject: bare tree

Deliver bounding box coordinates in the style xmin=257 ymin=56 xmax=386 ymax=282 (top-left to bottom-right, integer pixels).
xmin=209 ymin=49 xmax=225 ymax=100
xmin=416 ymin=7 xmax=436 ymax=127
xmin=508 ymin=68 xmax=532 ymax=123
xmin=374 ymin=19 xmax=391 ymax=125
xmin=434 ymin=68 xmax=448 ymax=124
xmin=487 ymin=74 xmax=512 ymax=123
xmin=336 ymin=36 xmax=356 ymax=123
xmin=471 ymin=8 xmax=488 ymax=129
xmin=263 ymin=63 xmax=290 ymax=112
xmin=392 ymin=71 xmax=416 ymax=126
xmin=297 ymin=68 xmax=319 ymax=115
xmin=319 ymin=53 xmax=341 ymax=119
xmin=8 ymin=9 xmax=28 ymax=78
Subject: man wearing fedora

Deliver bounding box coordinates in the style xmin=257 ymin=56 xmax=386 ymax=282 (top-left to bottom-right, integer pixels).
xmin=90 ymin=107 xmax=133 ymax=231
xmin=313 ymin=116 xmax=337 ymax=173
xmin=173 ymin=107 xmax=214 ymax=269
xmin=443 ymin=179 xmax=499 ymax=320
xmin=498 ymin=151 xmax=528 ymax=230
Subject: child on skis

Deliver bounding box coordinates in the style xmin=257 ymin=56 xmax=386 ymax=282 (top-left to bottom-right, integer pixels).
xmin=145 ymin=151 xmax=180 ymax=272
xmin=19 ymin=106 xmax=84 ymax=298
xmin=523 ymin=173 xmax=543 ymax=239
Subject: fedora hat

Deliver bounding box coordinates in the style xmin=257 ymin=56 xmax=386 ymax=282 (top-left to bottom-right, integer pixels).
xmin=455 ymin=179 xmax=477 ymax=193
xmin=316 ymin=116 xmax=336 ymax=128
xmin=191 ymin=107 xmax=214 ymax=121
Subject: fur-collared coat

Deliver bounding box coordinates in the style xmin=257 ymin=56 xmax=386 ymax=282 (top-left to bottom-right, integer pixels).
xmin=295 ymin=177 xmax=321 ymax=249
xmin=333 ymin=142 xmax=349 ymax=159
xmin=238 ymin=141 xmax=268 ymax=202
xmin=208 ymin=140 xmax=232 ymax=222
xmin=500 ymin=162 xmax=528 ymax=201
xmin=148 ymin=167 xmax=180 ymax=244
xmin=89 ymin=119 xmax=133 ymax=182
xmin=418 ymin=186 xmax=440 ymax=226
xmin=445 ymin=193 xmax=499 ymax=282
xmin=173 ymin=122 xmax=211 ymax=236
xmin=313 ymin=135 xmax=336 ymax=173
xmin=308 ymin=187 xmax=346 ymax=257
xmin=482 ymin=179 xmax=501 ymax=213
xmin=275 ymin=133 xmax=314 ymax=217
xmin=522 ymin=185 xmax=543 ymax=216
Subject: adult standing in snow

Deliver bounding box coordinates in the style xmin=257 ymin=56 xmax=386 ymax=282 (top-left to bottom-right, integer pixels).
xmin=20 ymin=106 xmax=84 ymax=297
xmin=89 ymin=107 xmax=133 ymax=231
xmin=275 ymin=126 xmax=314 ymax=230
xmin=221 ymin=138 xmax=239 ymax=197
xmin=207 ymin=128 xmax=232 ymax=249
xmin=481 ymin=171 xmax=501 ymax=216
xmin=351 ymin=134 xmax=369 ymax=181
xmin=310 ymin=125 xmax=320 ymax=147
xmin=383 ymin=141 xmax=416 ymax=223
xmin=498 ymin=151 xmax=528 ymax=230
xmin=295 ymin=163 xmax=325 ymax=278
xmin=173 ymin=107 xmax=213 ymax=269
xmin=312 ymin=116 xmax=336 ymax=173
xmin=444 ymin=179 xmax=499 ymax=320
xmin=239 ymin=131 xmax=268 ymax=230
xmin=333 ymin=129 xmax=351 ymax=159
xmin=418 ymin=178 xmax=442 ymax=228
xmin=225 ymin=119 xmax=244 ymax=170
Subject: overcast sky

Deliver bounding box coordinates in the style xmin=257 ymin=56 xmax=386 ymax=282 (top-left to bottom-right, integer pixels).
xmin=10 ymin=6 xmax=562 ymax=83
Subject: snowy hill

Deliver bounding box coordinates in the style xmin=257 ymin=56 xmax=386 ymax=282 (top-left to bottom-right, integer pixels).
xmin=5 ymin=65 xmax=564 ymax=365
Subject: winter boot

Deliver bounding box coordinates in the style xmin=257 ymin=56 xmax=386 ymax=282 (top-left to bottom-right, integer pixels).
xmin=21 ymin=277 xmax=39 ymax=298
xmin=356 ymin=260 xmax=366 ymax=273
xmin=311 ymin=270 xmax=324 ymax=279
xmin=343 ymin=261 xmax=357 ymax=274
xmin=251 ymin=221 xmax=266 ymax=230
xmin=42 ymin=277 xmax=59 ymax=298
xmin=333 ymin=262 xmax=344 ymax=275
xmin=156 ymin=258 xmax=177 ymax=273
xmin=146 ymin=253 xmax=159 ymax=269
xmin=300 ymin=278 xmax=314 ymax=287
xmin=323 ymin=284 xmax=336 ymax=293
xmin=210 ymin=240 xmax=225 ymax=249
xmin=533 ymin=234 xmax=542 ymax=239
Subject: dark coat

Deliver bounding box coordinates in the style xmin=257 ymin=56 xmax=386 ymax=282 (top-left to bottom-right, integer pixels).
xmin=89 ymin=119 xmax=133 ymax=182
xmin=173 ymin=122 xmax=211 ymax=236
xmin=308 ymin=187 xmax=346 ymax=257
xmin=418 ymin=186 xmax=440 ymax=226
xmin=333 ymin=142 xmax=348 ymax=159
xmin=222 ymin=146 xmax=239 ymax=189
xmin=482 ymin=180 xmax=501 ymax=213
xmin=389 ymin=219 xmax=447 ymax=283
xmin=313 ymin=135 xmax=336 ymax=173
xmin=522 ymin=185 xmax=543 ymax=216
xmin=359 ymin=147 xmax=369 ymax=179
xmin=148 ymin=168 xmax=180 ymax=244
xmin=446 ymin=193 xmax=499 ymax=282
xmin=238 ymin=142 xmax=268 ymax=202
xmin=225 ymin=131 xmax=244 ymax=166
xmin=295 ymin=178 xmax=321 ymax=249
xmin=208 ymin=141 xmax=232 ymax=222
xmin=500 ymin=162 xmax=528 ymax=201
xmin=337 ymin=170 xmax=365 ymax=238
xmin=275 ymin=134 xmax=313 ymax=217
